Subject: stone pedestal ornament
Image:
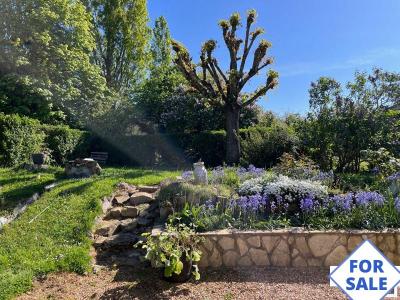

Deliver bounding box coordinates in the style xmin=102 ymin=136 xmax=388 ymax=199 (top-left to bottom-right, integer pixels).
xmin=193 ymin=161 xmax=208 ymax=185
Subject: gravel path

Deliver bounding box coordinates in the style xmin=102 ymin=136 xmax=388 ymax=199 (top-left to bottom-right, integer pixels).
xmin=17 ymin=266 xmax=355 ymax=300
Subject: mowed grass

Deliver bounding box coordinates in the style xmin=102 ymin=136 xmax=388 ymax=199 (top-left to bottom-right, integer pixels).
xmin=0 ymin=167 xmax=178 ymax=300
xmin=0 ymin=167 xmax=63 ymax=216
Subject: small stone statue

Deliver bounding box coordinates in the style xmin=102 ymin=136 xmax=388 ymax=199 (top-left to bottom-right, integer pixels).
xmin=193 ymin=161 xmax=208 ymax=185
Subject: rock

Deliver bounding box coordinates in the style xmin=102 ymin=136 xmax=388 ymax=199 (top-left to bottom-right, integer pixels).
xmin=292 ymin=256 xmax=307 ymax=267
xmin=380 ymin=236 xmax=396 ymax=253
xmin=95 ymin=220 xmax=120 ymax=237
xmin=0 ymin=217 xmax=9 ymax=230
xmin=208 ymin=248 xmax=222 ymax=268
xmin=102 ymin=197 xmax=112 ymax=213
xmin=65 ymin=158 xmax=101 ymax=178
xmin=238 ymin=256 xmax=253 ymax=267
xmin=97 ymin=233 xmax=139 ymax=249
xmin=295 ymin=236 xmax=312 ymax=257
xmin=308 ymin=234 xmax=338 ymax=257
xmin=270 ymin=240 xmax=290 ymax=267
xmin=120 ymin=206 xmax=139 ymax=218
xmin=203 ymin=238 xmax=214 ymax=253
xmin=129 ymin=192 xmax=154 ymax=206
xmin=117 ymin=182 xmax=137 ymax=195
xmin=104 ymin=207 xmax=124 ymax=220
xmin=136 ymin=204 xmax=151 ymax=216
xmin=247 ymin=236 xmax=261 ymax=248
xmin=307 ymin=258 xmax=323 ymax=267
xmin=348 ymin=236 xmax=363 ymax=251
xmin=261 ymin=236 xmax=280 ymax=253
xmin=222 ymin=251 xmax=240 ymax=267
xmin=249 ymin=248 xmax=270 ymax=266
xmin=325 ymin=245 xmax=348 ymax=267
xmin=160 ymin=205 xmax=173 ymax=220
xmin=112 ymin=194 xmax=130 ymax=206
xmin=138 ymin=185 xmax=159 ymax=193
xmin=119 ymin=219 xmax=138 ymax=232
xmin=218 ymin=237 xmax=235 ymax=251
xmin=237 ymin=237 xmax=249 ymax=256
xmin=137 ymin=216 xmax=152 ymax=226
xmin=93 ymin=236 xmax=107 ymax=248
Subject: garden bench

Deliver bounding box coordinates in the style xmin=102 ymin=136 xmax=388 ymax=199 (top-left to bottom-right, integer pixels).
xmin=90 ymin=152 xmax=108 ymax=165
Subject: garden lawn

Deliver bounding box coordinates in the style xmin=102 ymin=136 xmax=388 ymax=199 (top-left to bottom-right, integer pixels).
xmin=0 ymin=167 xmax=178 ymax=300
xmin=0 ymin=167 xmax=63 ymax=216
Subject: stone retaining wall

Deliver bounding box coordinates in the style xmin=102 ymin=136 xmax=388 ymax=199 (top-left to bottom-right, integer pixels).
xmin=198 ymin=229 xmax=400 ymax=269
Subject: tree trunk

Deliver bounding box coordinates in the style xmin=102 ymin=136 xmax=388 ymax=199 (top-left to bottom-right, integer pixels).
xmin=225 ymin=104 xmax=241 ymax=165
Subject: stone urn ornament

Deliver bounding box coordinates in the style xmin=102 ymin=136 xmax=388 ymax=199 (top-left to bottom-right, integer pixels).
xmin=193 ymin=161 xmax=208 ymax=185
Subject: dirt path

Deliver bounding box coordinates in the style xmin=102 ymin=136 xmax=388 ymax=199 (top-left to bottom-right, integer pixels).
xmin=17 ymin=266 xmax=354 ymax=300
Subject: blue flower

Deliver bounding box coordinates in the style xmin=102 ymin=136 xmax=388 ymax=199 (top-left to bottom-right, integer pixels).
xmin=330 ymin=193 xmax=353 ymax=212
xmin=355 ymin=191 xmax=385 ymax=207
xmin=387 ymin=172 xmax=400 ymax=182
xmin=395 ymin=197 xmax=400 ymax=213
xmin=181 ymin=170 xmax=193 ymax=181
xmin=300 ymin=196 xmax=315 ymax=213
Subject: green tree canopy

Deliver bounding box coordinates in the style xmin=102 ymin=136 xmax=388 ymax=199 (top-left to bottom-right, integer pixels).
xmin=0 ymin=0 xmax=110 ymax=126
xmin=88 ymin=0 xmax=151 ymax=92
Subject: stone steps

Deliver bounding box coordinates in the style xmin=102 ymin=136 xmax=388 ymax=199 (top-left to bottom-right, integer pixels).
xmin=93 ymin=183 xmax=160 ymax=265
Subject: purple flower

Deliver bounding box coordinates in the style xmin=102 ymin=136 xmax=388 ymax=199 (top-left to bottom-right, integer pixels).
xmin=300 ymin=197 xmax=315 ymax=213
xmin=330 ymin=193 xmax=353 ymax=212
xmin=205 ymin=199 xmax=215 ymax=210
xmin=355 ymin=191 xmax=385 ymax=207
xmin=211 ymin=166 xmax=225 ymax=184
xmin=236 ymin=193 xmax=267 ymax=212
xmin=387 ymin=172 xmax=400 ymax=182
xmin=248 ymin=165 xmax=265 ymax=177
xmin=181 ymin=170 xmax=193 ymax=181
xmin=395 ymin=197 xmax=400 ymax=213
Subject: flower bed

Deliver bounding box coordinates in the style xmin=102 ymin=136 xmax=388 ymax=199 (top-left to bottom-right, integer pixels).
xmin=197 ymin=229 xmax=400 ymax=269
xmin=165 ymin=164 xmax=400 ymax=231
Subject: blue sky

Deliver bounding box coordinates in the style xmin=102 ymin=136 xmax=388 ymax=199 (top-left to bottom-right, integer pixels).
xmin=148 ymin=0 xmax=400 ymax=116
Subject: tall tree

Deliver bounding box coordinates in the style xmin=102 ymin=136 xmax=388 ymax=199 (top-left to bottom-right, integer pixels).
xmin=151 ymin=16 xmax=172 ymax=74
xmin=172 ymin=10 xmax=278 ymax=164
xmin=0 ymin=0 xmax=109 ymax=126
xmin=89 ymin=0 xmax=151 ymax=92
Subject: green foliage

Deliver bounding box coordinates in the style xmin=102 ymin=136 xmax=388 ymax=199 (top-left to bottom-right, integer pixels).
xmin=361 ymin=148 xmax=400 ymax=178
xmin=0 ymin=75 xmax=64 ymax=124
xmin=42 ymin=125 xmax=90 ymax=165
xmin=302 ymin=193 xmax=399 ymax=230
xmin=0 ymin=167 xmax=177 ymax=299
xmin=240 ymin=123 xmax=299 ymax=167
xmin=151 ymin=16 xmax=172 ymax=73
xmin=89 ymin=0 xmax=151 ymax=91
xmin=158 ymin=181 xmax=232 ymax=212
xmin=303 ymin=69 xmax=400 ymax=172
xmin=0 ymin=0 xmax=109 ymax=126
xmin=0 ymin=114 xmax=44 ymax=167
xmin=139 ymin=223 xmax=203 ymax=280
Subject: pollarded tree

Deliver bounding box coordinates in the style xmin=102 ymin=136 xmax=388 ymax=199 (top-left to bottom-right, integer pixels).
xmin=172 ymin=10 xmax=278 ymax=164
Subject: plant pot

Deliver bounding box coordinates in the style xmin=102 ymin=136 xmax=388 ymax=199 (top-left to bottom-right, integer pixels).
xmin=163 ymin=258 xmax=193 ymax=283
xmin=32 ymin=153 xmax=47 ymax=165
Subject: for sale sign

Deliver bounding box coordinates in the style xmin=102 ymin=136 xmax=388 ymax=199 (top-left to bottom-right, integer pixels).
xmin=330 ymin=240 xmax=400 ymax=300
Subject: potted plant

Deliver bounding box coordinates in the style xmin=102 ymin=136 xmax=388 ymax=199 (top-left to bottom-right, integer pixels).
xmin=139 ymin=223 xmax=203 ymax=282
xmin=31 ymin=148 xmax=51 ymax=165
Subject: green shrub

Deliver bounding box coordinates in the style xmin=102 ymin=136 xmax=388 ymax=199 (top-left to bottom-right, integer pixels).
xmin=240 ymin=123 xmax=299 ymax=168
xmin=42 ymin=125 xmax=90 ymax=165
xmin=0 ymin=114 xmax=44 ymax=167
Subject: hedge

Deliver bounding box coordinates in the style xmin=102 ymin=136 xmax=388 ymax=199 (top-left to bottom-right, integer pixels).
xmin=0 ymin=114 xmax=44 ymax=167
xmin=0 ymin=114 xmax=299 ymax=168
xmin=0 ymin=114 xmax=90 ymax=167
xmin=89 ymin=124 xmax=298 ymax=168
xmin=42 ymin=125 xmax=90 ymax=165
